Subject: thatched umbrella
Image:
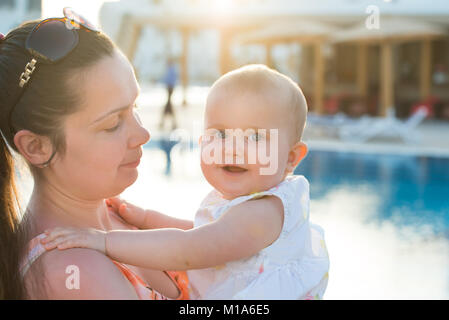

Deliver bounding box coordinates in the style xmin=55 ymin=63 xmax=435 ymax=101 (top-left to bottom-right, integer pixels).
xmin=331 ymin=17 xmax=447 ymax=117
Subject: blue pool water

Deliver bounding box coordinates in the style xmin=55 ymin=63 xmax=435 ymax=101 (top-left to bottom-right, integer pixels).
xmin=144 ymin=138 xmax=449 ymax=236
xmin=294 ymin=150 xmax=449 ymax=235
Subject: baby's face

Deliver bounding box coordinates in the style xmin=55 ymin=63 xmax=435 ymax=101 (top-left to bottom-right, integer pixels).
xmin=200 ymin=89 xmax=295 ymax=200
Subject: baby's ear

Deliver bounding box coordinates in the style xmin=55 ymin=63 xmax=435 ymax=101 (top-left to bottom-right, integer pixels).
xmin=286 ymin=142 xmax=308 ymax=172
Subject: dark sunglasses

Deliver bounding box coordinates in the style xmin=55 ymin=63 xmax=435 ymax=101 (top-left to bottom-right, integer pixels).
xmin=19 ymin=7 xmax=99 ymax=87
xmin=9 ymin=8 xmax=99 ymax=166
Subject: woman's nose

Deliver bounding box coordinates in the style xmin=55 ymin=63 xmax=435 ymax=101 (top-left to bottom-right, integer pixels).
xmin=129 ymin=113 xmax=150 ymax=148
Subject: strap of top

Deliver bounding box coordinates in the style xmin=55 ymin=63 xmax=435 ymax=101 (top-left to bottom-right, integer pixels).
xmin=20 ymin=233 xmax=47 ymax=278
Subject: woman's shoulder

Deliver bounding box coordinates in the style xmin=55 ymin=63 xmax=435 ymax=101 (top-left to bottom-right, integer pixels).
xmin=36 ymin=247 xmax=138 ymax=299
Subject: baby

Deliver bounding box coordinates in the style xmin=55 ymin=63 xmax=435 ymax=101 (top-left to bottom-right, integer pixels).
xmin=42 ymin=64 xmax=330 ymax=300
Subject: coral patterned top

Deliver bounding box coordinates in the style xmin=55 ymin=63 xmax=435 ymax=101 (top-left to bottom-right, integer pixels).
xmin=21 ymin=233 xmax=189 ymax=300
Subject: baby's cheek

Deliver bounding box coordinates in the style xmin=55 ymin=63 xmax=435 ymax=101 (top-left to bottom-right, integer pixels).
xmin=245 ymin=142 xmax=258 ymax=165
xmin=254 ymin=140 xmax=275 ymax=166
xmin=200 ymin=140 xmax=225 ymax=166
xmin=200 ymin=161 xmax=223 ymax=191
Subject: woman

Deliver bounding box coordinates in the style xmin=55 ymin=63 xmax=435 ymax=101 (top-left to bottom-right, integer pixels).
xmin=0 ymin=11 xmax=191 ymax=299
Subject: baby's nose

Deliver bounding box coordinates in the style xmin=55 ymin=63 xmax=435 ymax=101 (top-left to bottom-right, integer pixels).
xmin=223 ymin=136 xmax=245 ymax=161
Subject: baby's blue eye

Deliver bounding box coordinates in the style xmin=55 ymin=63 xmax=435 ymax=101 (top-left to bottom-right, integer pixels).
xmin=248 ymin=132 xmax=263 ymax=142
xmin=215 ymin=130 xmax=226 ymax=139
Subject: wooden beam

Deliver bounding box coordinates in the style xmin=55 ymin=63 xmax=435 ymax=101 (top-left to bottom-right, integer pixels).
xmin=116 ymin=14 xmax=143 ymax=63
xmin=219 ymin=28 xmax=233 ymax=75
xmin=313 ymin=43 xmax=324 ymax=114
xmin=128 ymin=24 xmax=143 ymax=64
xmin=357 ymin=43 xmax=368 ymax=97
xmin=265 ymin=42 xmax=274 ymax=68
xmin=380 ymin=42 xmax=394 ymax=117
xmin=180 ymin=28 xmax=189 ymax=106
xmin=420 ymin=39 xmax=432 ymax=100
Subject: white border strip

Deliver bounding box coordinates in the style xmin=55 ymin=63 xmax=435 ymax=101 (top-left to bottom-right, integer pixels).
xmin=307 ymin=140 xmax=449 ymax=158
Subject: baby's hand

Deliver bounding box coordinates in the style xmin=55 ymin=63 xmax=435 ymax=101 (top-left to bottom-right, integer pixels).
xmin=106 ymin=197 xmax=147 ymax=229
xmin=40 ymin=227 xmax=106 ymax=253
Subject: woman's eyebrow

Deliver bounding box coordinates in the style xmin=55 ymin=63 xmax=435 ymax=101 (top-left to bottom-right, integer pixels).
xmin=92 ymin=105 xmax=130 ymax=124
xmin=92 ymin=88 xmax=140 ymax=124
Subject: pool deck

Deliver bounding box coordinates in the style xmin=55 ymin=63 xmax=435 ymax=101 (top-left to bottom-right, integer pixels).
xmin=303 ymin=120 xmax=449 ymax=158
xmin=138 ymin=85 xmax=449 ymax=159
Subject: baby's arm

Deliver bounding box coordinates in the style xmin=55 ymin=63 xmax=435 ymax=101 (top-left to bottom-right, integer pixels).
xmin=108 ymin=197 xmax=193 ymax=230
xmin=42 ymin=196 xmax=283 ymax=271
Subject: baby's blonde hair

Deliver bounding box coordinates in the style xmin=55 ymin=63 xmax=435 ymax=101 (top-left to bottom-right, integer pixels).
xmin=208 ymin=64 xmax=308 ymax=143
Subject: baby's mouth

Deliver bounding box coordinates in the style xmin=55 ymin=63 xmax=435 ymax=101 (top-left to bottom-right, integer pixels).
xmin=221 ymin=165 xmax=248 ymax=173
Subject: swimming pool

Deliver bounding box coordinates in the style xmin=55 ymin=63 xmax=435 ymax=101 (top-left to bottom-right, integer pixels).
xmin=294 ymin=150 xmax=449 ymax=236
xmin=143 ymin=139 xmax=449 ymax=236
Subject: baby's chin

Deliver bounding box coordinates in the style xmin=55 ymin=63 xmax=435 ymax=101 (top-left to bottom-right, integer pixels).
xmin=218 ymin=189 xmax=249 ymax=200
xmin=209 ymin=179 xmax=248 ymax=199
xmin=214 ymin=182 xmax=264 ymax=200
xmin=217 ymin=173 xmax=290 ymax=199
xmin=202 ymin=164 xmax=286 ymax=200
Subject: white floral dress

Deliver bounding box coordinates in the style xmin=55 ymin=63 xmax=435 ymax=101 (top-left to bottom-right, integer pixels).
xmin=187 ymin=175 xmax=330 ymax=300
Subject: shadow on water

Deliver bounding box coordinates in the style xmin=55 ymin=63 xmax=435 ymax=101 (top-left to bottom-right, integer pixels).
xmin=144 ymin=137 xmax=198 ymax=176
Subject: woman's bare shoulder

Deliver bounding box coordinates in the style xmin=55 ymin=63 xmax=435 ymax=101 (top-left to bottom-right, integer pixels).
xmin=35 ymin=247 xmax=139 ymax=299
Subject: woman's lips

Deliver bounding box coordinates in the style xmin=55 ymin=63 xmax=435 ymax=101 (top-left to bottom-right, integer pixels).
xmin=121 ymin=158 xmax=141 ymax=168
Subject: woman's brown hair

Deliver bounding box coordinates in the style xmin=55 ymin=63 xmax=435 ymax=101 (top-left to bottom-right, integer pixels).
xmin=0 ymin=18 xmax=116 ymax=299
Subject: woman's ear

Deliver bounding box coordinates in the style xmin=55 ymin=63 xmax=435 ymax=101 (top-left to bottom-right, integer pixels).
xmin=13 ymin=130 xmax=54 ymax=168
xmin=286 ymin=142 xmax=308 ymax=173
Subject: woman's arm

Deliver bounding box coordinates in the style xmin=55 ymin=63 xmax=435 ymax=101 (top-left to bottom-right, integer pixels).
xmin=42 ymin=196 xmax=284 ymax=271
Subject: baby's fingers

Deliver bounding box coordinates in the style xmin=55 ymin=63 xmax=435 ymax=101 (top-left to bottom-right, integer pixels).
xmin=118 ymin=203 xmax=130 ymax=217
xmin=43 ymin=235 xmax=85 ymax=251
xmin=56 ymin=237 xmax=87 ymax=250
xmin=42 ymin=235 xmax=70 ymax=250
xmin=41 ymin=227 xmax=76 ymax=244
xmin=106 ymin=197 xmax=123 ymax=210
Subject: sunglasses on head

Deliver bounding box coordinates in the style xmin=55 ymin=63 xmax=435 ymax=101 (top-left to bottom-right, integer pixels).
xmin=19 ymin=7 xmax=99 ymax=87
xmin=8 ymin=8 xmax=99 ymax=166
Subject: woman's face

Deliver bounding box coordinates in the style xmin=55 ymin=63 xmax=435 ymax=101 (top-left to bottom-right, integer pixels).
xmin=50 ymin=50 xmax=150 ymax=201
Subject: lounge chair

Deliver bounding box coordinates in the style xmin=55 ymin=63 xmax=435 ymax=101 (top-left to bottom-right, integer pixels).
xmin=306 ymin=112 xmax=365 ymax=137
xmin=338 ymin=106 xmax=429 ymax=143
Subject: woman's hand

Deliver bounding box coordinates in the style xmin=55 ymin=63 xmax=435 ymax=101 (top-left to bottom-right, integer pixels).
xmin=40 ymin=227 xmax=107 ymax=254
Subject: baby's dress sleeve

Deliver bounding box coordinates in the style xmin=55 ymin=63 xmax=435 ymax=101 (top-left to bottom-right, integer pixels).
xmin=232 ymin=176 xmax=330 ymax=300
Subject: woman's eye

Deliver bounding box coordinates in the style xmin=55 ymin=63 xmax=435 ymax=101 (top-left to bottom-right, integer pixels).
xmin=105 ymin=119 xmax=122 ymax=132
